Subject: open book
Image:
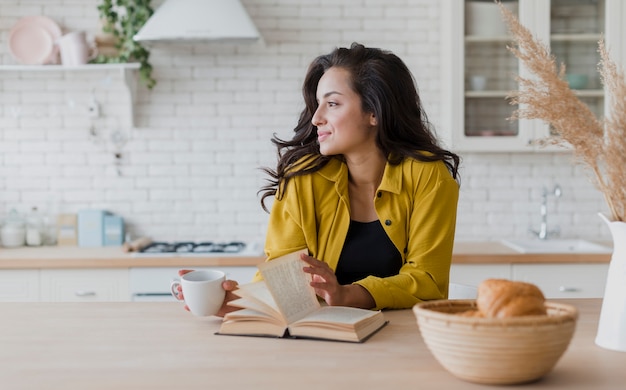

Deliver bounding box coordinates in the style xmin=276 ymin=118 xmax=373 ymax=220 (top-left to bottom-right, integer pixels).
xmin=217 ymin=249 xmax=387 ymax=343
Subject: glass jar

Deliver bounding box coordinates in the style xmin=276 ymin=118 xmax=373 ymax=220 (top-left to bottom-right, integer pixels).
xmin=26 ymin=207 xmax=44 ymax=246
xmin=1 ymin=209 xmax=26 ymax=247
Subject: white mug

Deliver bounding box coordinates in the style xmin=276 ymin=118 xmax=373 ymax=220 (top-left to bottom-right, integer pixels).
xmin=58 ymin=31 xmax=97 ymax=66
xmin=170 ymin=270 xmax=226 ymax=316
xmin=470 ymin=75 xmax=487 ymax=91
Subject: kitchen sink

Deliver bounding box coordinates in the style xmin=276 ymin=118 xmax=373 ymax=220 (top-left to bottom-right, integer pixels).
xmin=501 ymin=239 xmax=612 ymax=254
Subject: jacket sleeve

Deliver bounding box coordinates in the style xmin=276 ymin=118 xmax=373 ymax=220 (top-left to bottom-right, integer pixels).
xmin=355 ymin=174 xmax=459 ymax=310
xmin=252 ymin=180 xmax=309 ymax=282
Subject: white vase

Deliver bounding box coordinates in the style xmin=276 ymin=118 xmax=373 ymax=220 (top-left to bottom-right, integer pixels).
xmin=596 ymin=213 xmax=626 ymax=352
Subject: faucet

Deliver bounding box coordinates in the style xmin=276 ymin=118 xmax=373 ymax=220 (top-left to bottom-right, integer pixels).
xmin=530 ymin=185 xmax=562 ymax=240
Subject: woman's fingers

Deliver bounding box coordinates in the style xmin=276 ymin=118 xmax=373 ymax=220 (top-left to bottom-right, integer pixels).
xmin=178 ymin=269 xmax=194 ymax=276
xmin=216 ymin=287 xmax=242 ymax=317
xmin=300 ymin=253 xmax=331 ymax=273
xmin=222 ymin=279 xmax=239 ymax=291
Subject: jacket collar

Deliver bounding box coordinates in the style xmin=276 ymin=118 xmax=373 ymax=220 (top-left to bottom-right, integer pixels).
xmin=317 ymin=157 xmax=403 ymax=195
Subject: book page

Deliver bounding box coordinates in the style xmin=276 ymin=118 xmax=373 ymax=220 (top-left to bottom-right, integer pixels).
xmin=233 ymin=282 xmax=278 ymax=311
xmin=219 ymin=308 xmax=287 ymax=337
xmin=227 ymin=282 xmax=283 ymax=321
xmin=292 ymin=306 xmax=380 ymax=326
xmin=258 ymin=248 xmax=320 ymax=324
xmin=289 ymin=307 xmax=386 ymax=343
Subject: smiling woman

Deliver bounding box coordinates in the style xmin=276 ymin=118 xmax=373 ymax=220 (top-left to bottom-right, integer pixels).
xmin=174 ymin=43 xmax=461 ymax=315
xmin=242 ymin=43 xmax=462 ymax=312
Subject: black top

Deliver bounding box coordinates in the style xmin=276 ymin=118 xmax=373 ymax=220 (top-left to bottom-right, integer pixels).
xmin=335 ymin=220 xmax=403 ymax=285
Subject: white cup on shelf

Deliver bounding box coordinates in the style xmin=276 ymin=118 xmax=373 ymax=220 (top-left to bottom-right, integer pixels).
xmin=470 ymin=75 xmax=487 ymax=91
xmin=58 ymin=31 xmax=97 ymax=66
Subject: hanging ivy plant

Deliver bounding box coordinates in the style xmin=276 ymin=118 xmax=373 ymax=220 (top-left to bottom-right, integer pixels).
xmin=92 ymin=0 xmax=156 ymax=89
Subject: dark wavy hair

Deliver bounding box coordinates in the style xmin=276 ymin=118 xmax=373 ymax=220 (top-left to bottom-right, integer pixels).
xmin=259 ymin=43 xmax=460 ymax=211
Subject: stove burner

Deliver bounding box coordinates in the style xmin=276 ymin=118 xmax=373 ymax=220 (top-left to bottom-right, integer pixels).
xmin=140 ymin=241 xmax=247 ymax=254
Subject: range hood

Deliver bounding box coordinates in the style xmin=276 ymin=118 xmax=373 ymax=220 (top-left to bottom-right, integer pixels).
xmin=133 ymin=0 xmax=261 ymax=43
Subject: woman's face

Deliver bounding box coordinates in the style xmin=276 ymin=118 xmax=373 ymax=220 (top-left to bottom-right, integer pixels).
xmin=311 ymin=67 xmax=377 ymax=157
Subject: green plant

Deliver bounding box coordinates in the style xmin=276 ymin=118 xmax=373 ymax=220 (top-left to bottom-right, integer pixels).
xmin=93 ymin=0 xmax=156 ymax=89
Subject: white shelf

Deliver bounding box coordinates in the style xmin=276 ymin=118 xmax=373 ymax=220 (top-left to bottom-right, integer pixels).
xmin=465 ymin=33 xmax=602 ymax=44
xmin=0 ymin=63 xmax=140 ymax=71
xmin=465 ymin=91 xmax=510 ymax=98
xmin=0 ymin=63 xmax=140 ymax=127
xmin=550 ymin=33 xmax=602 ymax=42
xmin=574 ymin=90 xmax=605 ymax=97
xmin=465 ymin=35 xmax=513 ymax=43
xmin=465 ymin=90 xmax=603 ymax=98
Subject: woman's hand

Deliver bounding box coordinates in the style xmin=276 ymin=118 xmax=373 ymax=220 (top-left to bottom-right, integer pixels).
xmin=299 ymin=253 xmax=375 ymax=309
xmin=176 ymin=269 xmax=242 ymax=317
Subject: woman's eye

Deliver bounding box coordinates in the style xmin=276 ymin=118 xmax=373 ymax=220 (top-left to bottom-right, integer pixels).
xmin=328 ymin=101 xmax=337 ymax=107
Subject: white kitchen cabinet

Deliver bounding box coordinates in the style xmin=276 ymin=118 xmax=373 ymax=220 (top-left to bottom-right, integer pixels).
xmin=449 ymin=264 xmax=511 ymax=287
xmin=0 ymin=269 xmax=40 ymax=302
xmin=451 ymin=262 xmax=609 ymax=298
xmin=440 ymin=0 xmax=626 ymax=152
xmin=40 ymin=269 xmax=130 ymax=302
xmin=512 ymin=263 xmax=609 ymax=298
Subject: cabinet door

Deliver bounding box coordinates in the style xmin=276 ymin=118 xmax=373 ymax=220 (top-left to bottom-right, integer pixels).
xmin=441 ymin=0 xmax=531 ymax=152
xmin=40 ymin=269 xmax=130 ymax=302
xmin=450 ymin=264 xmax=511 ymax=287
xmin=0 ymin=270 xmax=40 ymax=302
xmin=534 ymin=0 xmax=606 ymax=144
xmin=512 ymin=263 xmax=609 ymax=298
xmin=441 ymin=0 xmax=615 ymax=152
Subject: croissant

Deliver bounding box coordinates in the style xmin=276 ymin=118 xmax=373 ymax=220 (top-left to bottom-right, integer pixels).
xmin=475 ymin=279 xmax=547 ymax=318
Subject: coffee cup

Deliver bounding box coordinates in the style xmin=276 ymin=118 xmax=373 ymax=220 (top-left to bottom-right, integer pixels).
xmin=170 ymin=270 xmax=226 ymax=316
xmin=470 ymin=75 xmax=487 ymax=91
xmin=58 ymin=31 xmax=97 ymax=66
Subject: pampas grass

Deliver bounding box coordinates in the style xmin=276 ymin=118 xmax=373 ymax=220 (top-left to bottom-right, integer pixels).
xmin=499 ymin=2 xmax=626 ymax=222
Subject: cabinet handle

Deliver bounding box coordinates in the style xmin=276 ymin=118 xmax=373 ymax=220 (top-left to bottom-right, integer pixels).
xmin=75 ymin=290 xmax=97 ymax=297
xmin=559 ymin=286 xmax=581 ymax=293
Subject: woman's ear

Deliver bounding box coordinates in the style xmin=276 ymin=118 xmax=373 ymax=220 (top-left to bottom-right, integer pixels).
xmin=369 ymin=113 xmax=378 ymax=126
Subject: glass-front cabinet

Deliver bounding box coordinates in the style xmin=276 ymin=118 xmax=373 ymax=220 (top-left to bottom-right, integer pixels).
xmin=440 ymin=0 xmax=626 ymax=152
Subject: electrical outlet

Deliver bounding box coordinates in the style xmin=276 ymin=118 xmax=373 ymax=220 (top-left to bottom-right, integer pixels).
xmin=88 ymin=96 xmax=100 ymax=118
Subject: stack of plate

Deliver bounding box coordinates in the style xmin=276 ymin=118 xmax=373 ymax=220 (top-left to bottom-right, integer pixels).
xmin=8 ymin=16 xmax=62 ymax=65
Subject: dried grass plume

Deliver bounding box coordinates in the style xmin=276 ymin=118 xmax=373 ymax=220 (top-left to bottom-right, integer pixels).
xmin=499 ymin=1 xmax=626 ymax=222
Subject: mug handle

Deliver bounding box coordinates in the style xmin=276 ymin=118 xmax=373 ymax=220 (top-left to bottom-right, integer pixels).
xmin=88 ymin=45 xmax=98 ymax=61
xmin=170 ymin=279 xmax=183 ymax=301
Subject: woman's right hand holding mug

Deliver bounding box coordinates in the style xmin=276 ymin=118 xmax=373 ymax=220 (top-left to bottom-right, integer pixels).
xmin=174 ymin=269 xmax=241 ymax=317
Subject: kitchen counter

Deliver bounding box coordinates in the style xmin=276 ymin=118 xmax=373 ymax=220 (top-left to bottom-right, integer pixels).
xmin=0 ymin=246 xmax=262 ymax=268
xmin=0 ymin=241 xmax=611 ymax=269
xmin=0 ymin=299 xmax=623 ymax=389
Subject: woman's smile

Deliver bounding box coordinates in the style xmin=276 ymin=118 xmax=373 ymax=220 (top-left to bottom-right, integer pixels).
xmin=317 ymin=130 xmax=331 ymax=143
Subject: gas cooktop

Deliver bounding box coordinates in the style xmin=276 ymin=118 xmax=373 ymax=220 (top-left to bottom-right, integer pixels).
xmin=131 ymin=241 xmax=263 ymax=258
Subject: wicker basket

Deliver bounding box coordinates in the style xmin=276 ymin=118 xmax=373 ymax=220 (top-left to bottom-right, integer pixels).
xmin=412 ymin=299 xmax=578 ymax=385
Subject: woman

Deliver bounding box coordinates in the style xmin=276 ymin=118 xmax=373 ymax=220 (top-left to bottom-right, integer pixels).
xmin=180 ymin=43 xmax=460 ymax=314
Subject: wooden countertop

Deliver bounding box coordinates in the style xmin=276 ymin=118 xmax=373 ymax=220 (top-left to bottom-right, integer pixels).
xmin=0 ymin=241 xmax=611 ymax=269
xmin=0 ymin=299 xmax=623 ymax=389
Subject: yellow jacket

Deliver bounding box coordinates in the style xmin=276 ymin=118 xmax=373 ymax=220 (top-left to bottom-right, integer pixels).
xmin=254 ymin=156 xmax=459 ymax=310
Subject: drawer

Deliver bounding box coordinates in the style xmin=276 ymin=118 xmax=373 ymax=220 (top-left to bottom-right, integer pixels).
xmin=512 ymin=263 xmax=609 ymax=298
xmin=450 ymin=264 xmax=511 ymax=288
xmin=40 ymin=269 xmax=130 ymax=302
xmin=0 ymin=269 xmax=40 ymax=302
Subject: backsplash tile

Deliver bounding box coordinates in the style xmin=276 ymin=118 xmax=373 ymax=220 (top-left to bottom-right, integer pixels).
xmin=0 ymin=0 xmax=609 ymax=243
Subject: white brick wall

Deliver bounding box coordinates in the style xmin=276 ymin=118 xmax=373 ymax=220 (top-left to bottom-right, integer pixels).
xmin=0 ymin=0 xmax=611 ymax=244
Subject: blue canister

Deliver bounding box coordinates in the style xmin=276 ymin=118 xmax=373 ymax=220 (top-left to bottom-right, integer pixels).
xmin=104 ymin=215 xmax=125 ymax=246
